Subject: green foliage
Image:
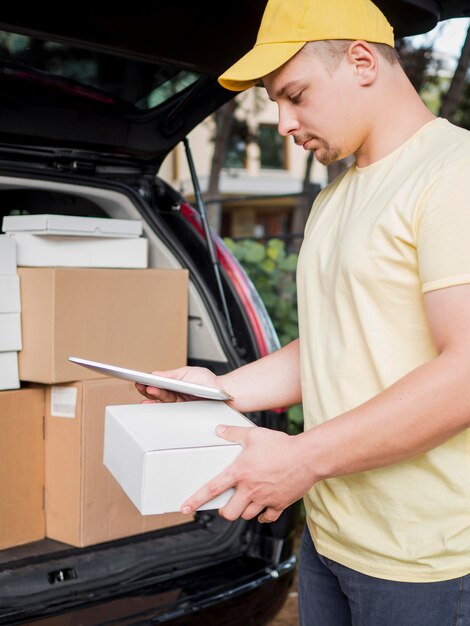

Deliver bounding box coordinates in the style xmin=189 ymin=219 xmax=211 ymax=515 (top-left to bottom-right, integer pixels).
xmin=224 ymin=237 xmax=304 ymax=434
xmin=224 ymin=237 xmax=299 ymax=346
xmin=286 ymin=403 xmax=305 ymax=436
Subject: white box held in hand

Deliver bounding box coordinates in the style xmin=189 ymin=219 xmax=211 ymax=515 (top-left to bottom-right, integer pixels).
xmin=104 ymin=401 xmax=255 ymax=514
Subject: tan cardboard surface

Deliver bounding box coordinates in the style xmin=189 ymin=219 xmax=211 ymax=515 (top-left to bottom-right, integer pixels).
xmin=0 ymin=388 xmax=45 ymax=549
xmin=45 ymin=378 xmax=191 ymax=547
xmin=18 ymin=268 xmax=188 ymax=383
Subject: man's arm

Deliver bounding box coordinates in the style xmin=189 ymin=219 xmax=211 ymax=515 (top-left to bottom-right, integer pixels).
xmin=181 ymin=283 xmax=470 ymax=523
xmin=137 ymin=337 xmax=302 ymax=413
xmin=219 ymin=337 xmax=302 ymax=412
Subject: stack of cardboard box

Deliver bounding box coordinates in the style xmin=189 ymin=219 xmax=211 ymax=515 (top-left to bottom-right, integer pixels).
xmin=0 ymin=215 xmax=191 ymax=550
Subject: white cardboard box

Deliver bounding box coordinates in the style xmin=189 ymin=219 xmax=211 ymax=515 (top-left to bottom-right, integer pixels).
xmin=9 ymin=233 xmax=148 ymax=268
xmin=2 ymin=214 xmax=143 ymax=238
xmin=0 ymin=313 xmax=22 ymax=351
xmin=0 ymin=352 xmax=20 ymax=390
xmin=0 ymin=275 xmax=21 ymax=313
xmin=0 ymin=235 xmax=17 ymax=274
xmin=104 ymin=401 xmax=255 ymax=514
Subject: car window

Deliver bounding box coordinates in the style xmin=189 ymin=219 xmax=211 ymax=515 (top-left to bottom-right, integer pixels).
xmin=0 ymin=30 xmax=201 ymax=111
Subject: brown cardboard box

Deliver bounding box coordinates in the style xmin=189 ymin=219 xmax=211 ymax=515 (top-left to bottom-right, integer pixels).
xmin=45 ymin=378 xmax=191 ymax=547
xmin=18 ymin=268 xmax=188 ymax=384
xmin=0 ymin=387 xmax=45 ymax=549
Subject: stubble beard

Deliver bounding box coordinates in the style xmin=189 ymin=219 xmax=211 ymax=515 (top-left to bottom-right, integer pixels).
xmin=295 ymin=134 xmax=342 ymax=166
xmin=315 ymin=143 xmax=342 ymax=166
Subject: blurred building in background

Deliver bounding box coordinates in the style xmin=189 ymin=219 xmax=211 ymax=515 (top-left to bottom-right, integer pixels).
xmin=159 ymin=88 xmax=328 ymax=241
xmin=159 ymin=18 xmax=470 ymax=242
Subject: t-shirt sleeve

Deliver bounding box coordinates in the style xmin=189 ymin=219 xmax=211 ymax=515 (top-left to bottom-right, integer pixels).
xmin=417 ymin=159 xmax=470 ymax=293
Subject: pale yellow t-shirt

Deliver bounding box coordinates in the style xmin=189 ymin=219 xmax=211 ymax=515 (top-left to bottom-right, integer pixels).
xmin=297 ymin=118 xmax=470 ymax=582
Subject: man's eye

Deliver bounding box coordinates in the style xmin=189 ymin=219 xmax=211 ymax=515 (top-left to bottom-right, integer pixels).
xmin=289 ymin=92 xmax=303 ymax=104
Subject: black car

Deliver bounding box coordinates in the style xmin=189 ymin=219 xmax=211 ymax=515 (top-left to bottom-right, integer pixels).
xmin=0 ymin=2 xmax=467 ymax=625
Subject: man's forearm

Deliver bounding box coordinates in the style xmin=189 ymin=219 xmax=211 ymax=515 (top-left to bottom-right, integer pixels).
xmin=218 ymin=338 xmax=302 ymax=413
xmin=300 ymin=350 xmax=470 ymax=484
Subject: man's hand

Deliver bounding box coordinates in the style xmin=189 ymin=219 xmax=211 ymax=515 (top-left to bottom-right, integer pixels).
xmin=180 ymin=425 xmax=313 ymax=523
xmin=135 ymin=366 xmax=223 ymax=403
xmin=136 ymin=339 xmax=301 ymax=413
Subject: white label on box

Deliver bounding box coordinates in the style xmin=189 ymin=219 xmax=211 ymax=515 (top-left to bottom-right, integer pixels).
xmin=51 ymin=387 xmax=78 ymax=418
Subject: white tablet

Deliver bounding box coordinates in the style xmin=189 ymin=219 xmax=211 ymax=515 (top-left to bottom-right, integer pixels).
xmin=68 ymin=356 xmax=232 ymax=401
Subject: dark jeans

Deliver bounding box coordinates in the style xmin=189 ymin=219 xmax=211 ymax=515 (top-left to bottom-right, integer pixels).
xmin=298 ymin=525 xmax=470 ymax=626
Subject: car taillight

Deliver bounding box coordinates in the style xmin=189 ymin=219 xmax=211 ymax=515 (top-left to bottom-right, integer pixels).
xmin=179 ymin=202 xmax=280 ymax=358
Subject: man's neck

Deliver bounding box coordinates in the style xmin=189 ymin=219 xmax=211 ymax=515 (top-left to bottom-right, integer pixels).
xmin=354 ymin=72 xmax=436 ymax=168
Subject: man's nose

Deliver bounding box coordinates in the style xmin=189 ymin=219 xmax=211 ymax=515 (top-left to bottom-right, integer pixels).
xmin=277 ymin=108 xmax=300 ymax=137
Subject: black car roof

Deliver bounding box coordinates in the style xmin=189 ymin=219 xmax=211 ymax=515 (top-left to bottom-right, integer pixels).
xmin=0 ymin=0 xmax=467 ymax=167
xmin=1 ymin=1 xmax=468 ymax=74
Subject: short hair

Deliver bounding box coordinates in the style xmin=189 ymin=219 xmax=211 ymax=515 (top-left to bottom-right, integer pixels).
xmin=302 ymin=40 xmax=401 ymax=72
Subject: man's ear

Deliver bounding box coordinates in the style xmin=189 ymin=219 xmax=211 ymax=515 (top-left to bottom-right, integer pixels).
xmin=347 ymin=40 xmax=378 ymax=86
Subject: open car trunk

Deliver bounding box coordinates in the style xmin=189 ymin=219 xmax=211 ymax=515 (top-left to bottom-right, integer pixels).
xmin=0 ymin=162 xmax=296 ymax=625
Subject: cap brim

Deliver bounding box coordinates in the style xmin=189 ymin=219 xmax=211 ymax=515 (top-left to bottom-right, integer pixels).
xmin=218 ymin=41 xmax=305 ymax=92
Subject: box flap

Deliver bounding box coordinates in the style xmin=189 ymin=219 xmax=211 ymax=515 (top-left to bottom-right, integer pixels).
xmin=107 ymin=401 xmax=255 ymax=451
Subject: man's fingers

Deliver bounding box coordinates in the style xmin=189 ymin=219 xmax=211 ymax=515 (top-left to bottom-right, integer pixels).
xmin=145 ymin=386 xmax=180 ymax=402
xmin=258 ymin=507 xmax=283 ymax=524
xmin=181 ymin=471 xmax=236 ymax=514
xmin=135 ymin=382 xmax=180 ymax=403
xmin=218 ymin=493 xmax=253 ymax=521
xmin=135 ymin=366 xmax=221 ymax=404
xmin=240 ymin=502 xmax=266 ymax=521
xmin=216 ymin=424 xmax=252 ymax=445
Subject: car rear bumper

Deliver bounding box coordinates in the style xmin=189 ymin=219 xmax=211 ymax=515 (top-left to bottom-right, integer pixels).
xmin=11 ymin=556 xmax=297 ymax=626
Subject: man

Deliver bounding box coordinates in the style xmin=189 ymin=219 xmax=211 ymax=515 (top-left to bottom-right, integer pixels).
xmin=137 ymin=0 xmax=470 ymax=623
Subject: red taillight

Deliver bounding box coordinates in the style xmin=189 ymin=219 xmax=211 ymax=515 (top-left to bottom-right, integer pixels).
xmin=179 ymin=202 xmax=203 ymax=232
xmin=217 ymin=243 xmax=270 ymax=357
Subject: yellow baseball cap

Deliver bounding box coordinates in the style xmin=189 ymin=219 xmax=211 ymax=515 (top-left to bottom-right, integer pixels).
xmin=218 ymin=0 xmax=394 ymax=91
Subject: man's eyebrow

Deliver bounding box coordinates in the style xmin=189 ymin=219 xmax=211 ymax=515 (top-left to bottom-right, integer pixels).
xmin=266 ymin=80 xmax=301 ymax=102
